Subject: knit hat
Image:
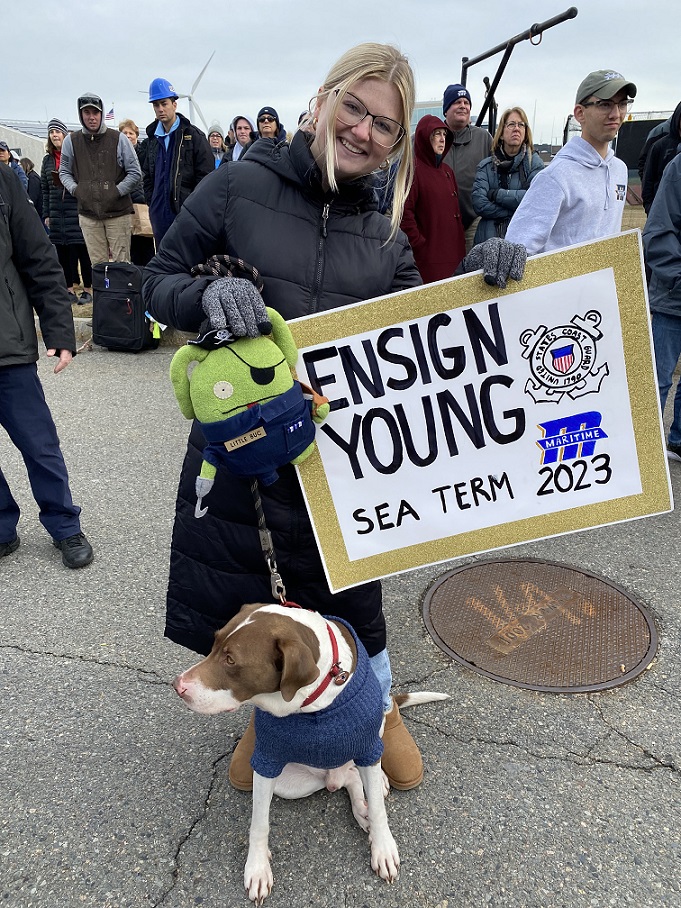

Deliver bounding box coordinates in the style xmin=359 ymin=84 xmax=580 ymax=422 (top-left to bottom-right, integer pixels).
xmin=47 ymin=117 xmax=69 ymax=136
xmin=257 ymin=106 xmax=280 ymax=127
xmin=443 ymin=84 xmax=472 ymax=114
xmin=575 ymin=70 xmax=637 ymax=105
xmin=208 ymin=122 xmax=224 ymax=139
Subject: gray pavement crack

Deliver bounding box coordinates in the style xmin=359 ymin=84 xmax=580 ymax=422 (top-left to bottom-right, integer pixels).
xmin=407 ymin=715 xmax=677 ymax=774
xmin=397 ymin=667 xmax=678 ymax=774
xmin=588 ymin=696 xmax=679 ymax=773
xmin=151 ymin=751 xmax=231 ymax=907
xmin=0 ymin=641 xmax=168 ymax=685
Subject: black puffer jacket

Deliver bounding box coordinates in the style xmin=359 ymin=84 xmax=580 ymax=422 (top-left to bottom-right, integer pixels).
xmin=142 ymin=113 xmax=213 ymax=214
xmin=40 ymin=152 xmax=84 ymax=245
xmin=144 ymin=130 xmax=421 ymax=657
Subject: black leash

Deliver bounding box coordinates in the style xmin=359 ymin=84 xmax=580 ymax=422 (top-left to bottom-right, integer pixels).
xmin=250 ymin=478 xmax=287 ymax=604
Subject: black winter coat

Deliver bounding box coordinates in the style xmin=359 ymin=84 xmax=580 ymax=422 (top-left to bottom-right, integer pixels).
xmin=143 ymin=130 xmax=421 ymax=658
xmin=142 ymin=113 xmax=213 ymax=214
xmin=0 ymin=166 xmax=76 ymax=366
xmin=40 ymin=152 xmax=84 ymax=245
xmin=26 ymin=171 xmax=42 ymax=218
xmin=642 ymin=101 xmax=681 ymax=213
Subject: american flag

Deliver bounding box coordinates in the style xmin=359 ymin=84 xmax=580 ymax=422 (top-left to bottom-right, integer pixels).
xmin=105 ymin=106 xmax=115 ymax=123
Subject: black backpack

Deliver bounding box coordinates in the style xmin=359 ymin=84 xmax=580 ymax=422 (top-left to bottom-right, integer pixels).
xmin=92 ymin=262 xmax=159 ymax=352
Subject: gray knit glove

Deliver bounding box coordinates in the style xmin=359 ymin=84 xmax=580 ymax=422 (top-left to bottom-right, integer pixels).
xmin=201 ymin=277 xmax=272 ymax=338
xmin=461 ymin=237 xmax=527 ymax=289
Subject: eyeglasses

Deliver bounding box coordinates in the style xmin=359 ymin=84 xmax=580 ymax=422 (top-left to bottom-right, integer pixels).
xmin=504 ymin=121 xmax=526 ymax=130
xmin=334 ymin=91 xmax=405 ymax=148
xmin=580 ymin=98 xmax=634 ymax=114
xmin=258 ymin=116 xmax=276 ymax=124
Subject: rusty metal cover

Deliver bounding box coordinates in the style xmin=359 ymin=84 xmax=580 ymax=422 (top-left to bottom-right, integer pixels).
xmin=422 ymin=559 xmax=658 ymax=692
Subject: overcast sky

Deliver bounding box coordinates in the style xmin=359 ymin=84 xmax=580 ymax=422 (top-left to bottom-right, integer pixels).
xmin=4 ymin=1 xmax=677 ymax=146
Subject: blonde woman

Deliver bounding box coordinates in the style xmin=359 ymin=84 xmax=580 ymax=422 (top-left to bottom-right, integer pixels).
xmin=471 ymin=106 xmax=544 ymax=243
xmin=145 ymin=43 xmax=423 ymax=792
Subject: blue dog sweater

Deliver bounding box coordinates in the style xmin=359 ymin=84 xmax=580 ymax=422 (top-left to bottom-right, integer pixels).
xmin=251 ymin=617 xmax=384 ymax=778
xmin=200 ymin=383 xmax=316 ymax=486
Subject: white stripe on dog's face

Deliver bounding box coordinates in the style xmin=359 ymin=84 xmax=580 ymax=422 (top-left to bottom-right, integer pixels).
xmin=172 ymin=603 xmax=321 ymax=715
xmin=173 ymin=673 xmax=242 ymax=714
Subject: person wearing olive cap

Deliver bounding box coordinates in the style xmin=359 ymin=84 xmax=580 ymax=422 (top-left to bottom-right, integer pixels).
xmin=505 ymin=69 xmax=637 ymax=255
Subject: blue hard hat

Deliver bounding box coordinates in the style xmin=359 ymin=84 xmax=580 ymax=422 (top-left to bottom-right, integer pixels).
xmin=149 ymin=78 xmax=178 ymax=103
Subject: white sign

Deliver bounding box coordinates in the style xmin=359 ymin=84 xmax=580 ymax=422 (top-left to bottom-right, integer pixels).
xmin=290 ymin=233 xmax=672 ymax=592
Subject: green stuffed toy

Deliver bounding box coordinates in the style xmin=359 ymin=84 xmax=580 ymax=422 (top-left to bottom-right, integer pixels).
xmin=170 ymin=307 xmax=330 ymax=517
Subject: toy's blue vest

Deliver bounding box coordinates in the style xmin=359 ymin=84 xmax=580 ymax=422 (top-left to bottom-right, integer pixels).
xmin=200 ymin=383 xmax=316 ymax=485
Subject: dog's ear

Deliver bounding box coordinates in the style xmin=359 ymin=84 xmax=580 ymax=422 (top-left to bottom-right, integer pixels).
xmin=277 ymin=638 xmax=320 ymax=702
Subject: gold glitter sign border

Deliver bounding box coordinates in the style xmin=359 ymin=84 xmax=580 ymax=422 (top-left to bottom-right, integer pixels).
xmin=290 ymin=230 xmax=672 ymax=592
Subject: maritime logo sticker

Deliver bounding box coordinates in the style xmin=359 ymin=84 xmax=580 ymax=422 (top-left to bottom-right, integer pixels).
xmin=536 ymin=411 xmax=609 ymax=464
xmin=519 ymin=310 xmax=609 ymax=404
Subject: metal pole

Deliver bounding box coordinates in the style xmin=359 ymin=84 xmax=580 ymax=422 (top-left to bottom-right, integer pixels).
xmin=460 ymin=7 xmax=578 ymax=132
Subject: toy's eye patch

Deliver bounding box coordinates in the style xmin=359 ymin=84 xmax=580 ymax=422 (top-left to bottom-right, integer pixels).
xmin=213 ymin=381 xmax=234 ymax=399
xmin=251 ymin=366 xmax=275 ymax=386
xmin=250 ymin=358 xmax=285 ymax=386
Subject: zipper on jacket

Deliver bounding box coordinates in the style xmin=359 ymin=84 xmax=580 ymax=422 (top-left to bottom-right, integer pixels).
xmin=172 ymin=132 xmax=184 ymax=207
xmin=5 ymin=278 xmax=25 ymax=342
xmin=310 ymin=202 xmax=331 ymax=314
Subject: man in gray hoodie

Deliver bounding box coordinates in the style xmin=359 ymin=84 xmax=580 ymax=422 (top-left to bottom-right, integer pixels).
xmin=59 ymin=93 xmax=141 ymax=264
xmin=505 ymin=70 xmax=636 ymax=255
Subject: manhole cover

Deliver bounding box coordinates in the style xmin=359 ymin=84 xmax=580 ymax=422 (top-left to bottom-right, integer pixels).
xmin=423 ymin=559 xmax=658 ymax=692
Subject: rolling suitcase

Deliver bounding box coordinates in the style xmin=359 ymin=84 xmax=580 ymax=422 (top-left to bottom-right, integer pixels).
xmin=92 ymin=262 xmax=159 ymax=352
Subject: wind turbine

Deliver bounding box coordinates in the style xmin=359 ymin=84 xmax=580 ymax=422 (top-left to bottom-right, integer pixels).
xmin=175 ymin=52 xmax=215 ymax=131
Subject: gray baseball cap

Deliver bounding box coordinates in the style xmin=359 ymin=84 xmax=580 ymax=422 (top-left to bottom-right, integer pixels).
xmin=576 ymin=70 xmax=637 ymax=104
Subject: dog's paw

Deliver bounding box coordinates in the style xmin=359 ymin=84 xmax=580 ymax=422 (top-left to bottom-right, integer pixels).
xmin=369 ymin=831 xmax=400 ymax=883
xmin=244 ymin=853 xmax=273 ymax=905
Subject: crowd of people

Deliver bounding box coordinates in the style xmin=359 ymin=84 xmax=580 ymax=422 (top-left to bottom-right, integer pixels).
xmin=2 ymin=46 xmax=681 ymax=798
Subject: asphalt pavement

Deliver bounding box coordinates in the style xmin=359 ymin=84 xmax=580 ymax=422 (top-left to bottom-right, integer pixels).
xmin=1 ymin=346 xmax=679 ymax=908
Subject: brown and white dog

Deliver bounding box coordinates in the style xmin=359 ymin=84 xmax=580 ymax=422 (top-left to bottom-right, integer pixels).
xmin=173 ymin=602 xmax=448 ymax=905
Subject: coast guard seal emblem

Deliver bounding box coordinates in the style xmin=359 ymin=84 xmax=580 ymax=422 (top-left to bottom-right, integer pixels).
xmin=519 ymin=310 xmax=609 ymax=404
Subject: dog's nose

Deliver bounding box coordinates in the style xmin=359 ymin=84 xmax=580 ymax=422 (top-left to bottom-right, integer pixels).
xmin=173 ymin=675 xmax=189 ymax=697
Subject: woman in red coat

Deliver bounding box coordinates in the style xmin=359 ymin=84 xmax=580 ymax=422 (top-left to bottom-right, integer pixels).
xmin=400 ymin=115 xmax=466 ymax=283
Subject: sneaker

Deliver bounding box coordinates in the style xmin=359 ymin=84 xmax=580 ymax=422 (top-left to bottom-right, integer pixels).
xmin=0 ymin=535 xmax=20 ymax=557
xmin=53 ymin=532 xmax=94 ymax=569
xmin=79 ymin=290 xmax=93 ymax=304
xmin=667 ymin=443 xmax=681 ymax=462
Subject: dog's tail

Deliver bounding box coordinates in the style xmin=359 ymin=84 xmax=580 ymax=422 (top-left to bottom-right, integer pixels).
xmin=394 ymin=692 xmax=449 ymax=710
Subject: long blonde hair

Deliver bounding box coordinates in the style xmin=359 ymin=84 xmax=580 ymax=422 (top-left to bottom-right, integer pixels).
xmin=307 ymin=43 xmax=415 ymax=240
